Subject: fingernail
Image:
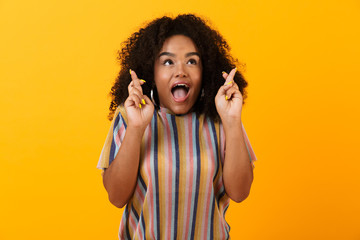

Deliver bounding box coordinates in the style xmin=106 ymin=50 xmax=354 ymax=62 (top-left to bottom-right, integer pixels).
xmin=222 ymin=71 xmax=226 ymax=75
xmin=139 ymin=103 xmax=142 ymax=109
xmin=225 ymin=96 xmax=228 ymax=101
xmin=235 ymin=67 xmax=237 ymax=71
xmin=142 ymin=99 xmax=146 ymax=105
xmin=129 ymin=69 xmax=132 ymax=74
xmin=140 ymin=79 xmax=146 ymax=83
xmin=226 ymin=81 xmax=233 ymax=85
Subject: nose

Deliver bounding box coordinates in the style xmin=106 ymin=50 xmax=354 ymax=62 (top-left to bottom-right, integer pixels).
xmin=175 ymin=63 xmax=187 ymax=78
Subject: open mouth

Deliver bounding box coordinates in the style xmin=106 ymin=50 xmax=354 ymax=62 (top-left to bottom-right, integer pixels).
xmin=171 ymin=83 xmax=190 ymax=102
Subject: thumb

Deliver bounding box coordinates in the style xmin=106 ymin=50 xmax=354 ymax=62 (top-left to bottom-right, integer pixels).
xmin=217 ymin=85 xmax=226 ymax=96
xmin=143 ymin=95 xmax=153 ymax=106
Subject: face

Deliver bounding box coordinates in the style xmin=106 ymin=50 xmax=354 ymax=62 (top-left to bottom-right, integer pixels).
xmin=154 ymin=35 xmax=202 ymax=115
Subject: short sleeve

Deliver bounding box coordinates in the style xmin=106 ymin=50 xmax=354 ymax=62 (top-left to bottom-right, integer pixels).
xmin=219 ymin=122 xmax=257 ymax=168
xmin=241 ymin=122 xmax=257 ymax=167
xmin=97 ymin=106 xmax=128 ymax=173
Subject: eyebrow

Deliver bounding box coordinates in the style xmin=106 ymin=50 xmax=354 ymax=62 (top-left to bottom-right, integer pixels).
xmin=158 ymin=52 xmax=200 ymax=58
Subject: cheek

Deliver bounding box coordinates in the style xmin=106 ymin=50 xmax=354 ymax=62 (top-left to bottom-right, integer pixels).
xmin=154 ymin=68 xmax=171 ymax=85
xmin=194 ymin=66 xmax=202 ymax=80
xmin=194 ymin=72 xmax=202 ymax=89
xmin=154 ymin=75 xmax=168 ymax=89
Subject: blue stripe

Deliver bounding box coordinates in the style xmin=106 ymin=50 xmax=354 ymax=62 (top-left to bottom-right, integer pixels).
xmin=109 ymin=112 xmax=127 ymax=166
xmin=124 ymin=205 xmax=131 ymax=239
xmin=215 ymin=186 xmax=226 ymax=211
xmin=187 ymin=114 xmax=197 ymax=236
xmin=223 ymin=204 xmax=230 ymax=238
xmin=120 ymin=110 xmax=127 ymax=128
xmin=136 ymin=175 xmax=146 ymax=238
xmin=149 ymin=112 xmax=158 ymax=239
xmin=138 ymin=174 xmax=147 ymax=198
xmin=167 ymin=114 xmax=176 ymax=237
xmin=208 ymin=119 xmax=220 ymax=182
xmin=208 ymin=120 xmax=226 ymax=238
xmin=190 ymin=115 xmax=201 ymax=239
xmin=139 ymin=174 xmax=147 ymax=191
xmin=140 ymin=210 xmax=146 ymax=240
xmin=121 ymin=112 xmax=127 ymax=128
xmin=170 ymin=115 xmax=180 ymax=239
xmin=205 ymin=119 xmax=217 ymax=239
xmin=131 ymin=205 xmax=139 ymax=221
xmin=153 ymin=113 xmax=160 ymax=239
xmin=218 ymin=188 xmax=226 ymax=202
xmin=109 ymin=114 xmax=121 ymax=166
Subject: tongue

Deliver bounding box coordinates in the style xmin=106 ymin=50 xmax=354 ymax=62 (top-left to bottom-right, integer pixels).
xmin=173 ymin=88 xmax=187 ymax=99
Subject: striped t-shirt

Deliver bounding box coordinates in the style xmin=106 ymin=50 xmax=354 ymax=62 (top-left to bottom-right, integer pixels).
xmin=97 ymin=105 xmax=257 ymax=239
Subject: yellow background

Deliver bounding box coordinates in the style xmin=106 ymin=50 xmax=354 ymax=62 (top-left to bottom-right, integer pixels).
xmin=1 ymin=0 xmax=359 ymax=239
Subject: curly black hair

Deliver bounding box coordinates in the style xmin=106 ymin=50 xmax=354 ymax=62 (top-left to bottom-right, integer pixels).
xmin=107 ymin=13 xmax=248 ymax=121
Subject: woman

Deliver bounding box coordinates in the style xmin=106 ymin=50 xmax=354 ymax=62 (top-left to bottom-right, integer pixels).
xmin=97 ymin=14 xmax=257 ymax=239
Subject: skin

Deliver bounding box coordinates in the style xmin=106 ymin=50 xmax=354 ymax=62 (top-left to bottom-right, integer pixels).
xmin=216 ymin=69 xmax=254 ymax=202
xmin=103 ymin=34 xmax=253 ymax=208
xmin=154 ymin=35 xmax=202 ymax=114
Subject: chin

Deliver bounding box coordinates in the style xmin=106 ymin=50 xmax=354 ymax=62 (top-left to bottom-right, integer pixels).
xmin=170 ymin=105 xmax=192 ymax=115
xmin=171 ymin=109 xmax=188 ymax=115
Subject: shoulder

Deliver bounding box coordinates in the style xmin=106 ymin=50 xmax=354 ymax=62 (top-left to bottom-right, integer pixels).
xmin=113 ymin=105 xmax=128 ymax=125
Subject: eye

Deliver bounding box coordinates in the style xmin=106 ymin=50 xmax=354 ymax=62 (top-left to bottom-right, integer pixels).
xmin=163 ymin=59 xmax=173 ymax=66
xmin=187 ymin=59 xmax=197 ymax=65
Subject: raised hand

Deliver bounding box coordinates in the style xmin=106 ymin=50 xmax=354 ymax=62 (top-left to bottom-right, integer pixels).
xmin=215 ymin=68 xmax=243 ymax=127
xmin=124 ymin=70 xmax=154 ymax=132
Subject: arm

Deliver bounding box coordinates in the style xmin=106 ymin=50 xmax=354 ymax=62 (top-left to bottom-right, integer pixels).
xmin=103 ymin=126 xmax=144 ymax=208
xmin=215 ymin=68 xmax=254 ymax=203
xmin=222 ymin=122 xmax=253 ymax=203
xmin=103 ymin=70 xmax=154 ymax=208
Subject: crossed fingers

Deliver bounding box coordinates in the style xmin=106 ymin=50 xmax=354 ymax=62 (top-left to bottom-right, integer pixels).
xmin=222 ymin=68 xmax=240 ymax=100
xmin=128 ymin=69 xmax=146 ymax=108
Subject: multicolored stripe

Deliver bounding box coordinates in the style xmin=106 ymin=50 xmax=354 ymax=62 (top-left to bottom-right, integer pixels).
xmin=97 ymin=106 xmax=257 ymax=239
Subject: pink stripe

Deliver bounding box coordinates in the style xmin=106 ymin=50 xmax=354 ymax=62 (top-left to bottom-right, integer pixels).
xmin=119 ymin=218 xmax=125 ymax=238
xmin=181 ymin=115 xmax=190 ymax=239
xmin=135 ymin=215 xmax=144 ymax=240
xmin=135 ymin=185 xmax=145 ymax=203
xmin=161 ymin=111 xmax=173 ymax=239
xmin=167 ymin=112 xmax=174 ymax=239
xmin=219 ymin=123 xmax=226 ymax=164
xmin=215 ymin=180 xmax=223 ymax=195
xmin=221 ymin=218 xmax=226 ymax=239
xmin=200 ymin=121 xmax=216 ymax=239
xmin=129 ymin=212 xmax=137 ymax=234
xmin=218 ymin=210 xmax=225 ymax=239
xmin=144 ymin=126 xmax=156 ymax=240
xmin=115 ymin=124 xmax=125 ymax=146
xmin=183 ymin=115 xmax=194 ymax=239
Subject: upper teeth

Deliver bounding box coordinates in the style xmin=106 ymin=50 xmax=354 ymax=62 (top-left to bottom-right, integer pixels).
xmin=175 ymin=84 xmax=188 ymax=88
